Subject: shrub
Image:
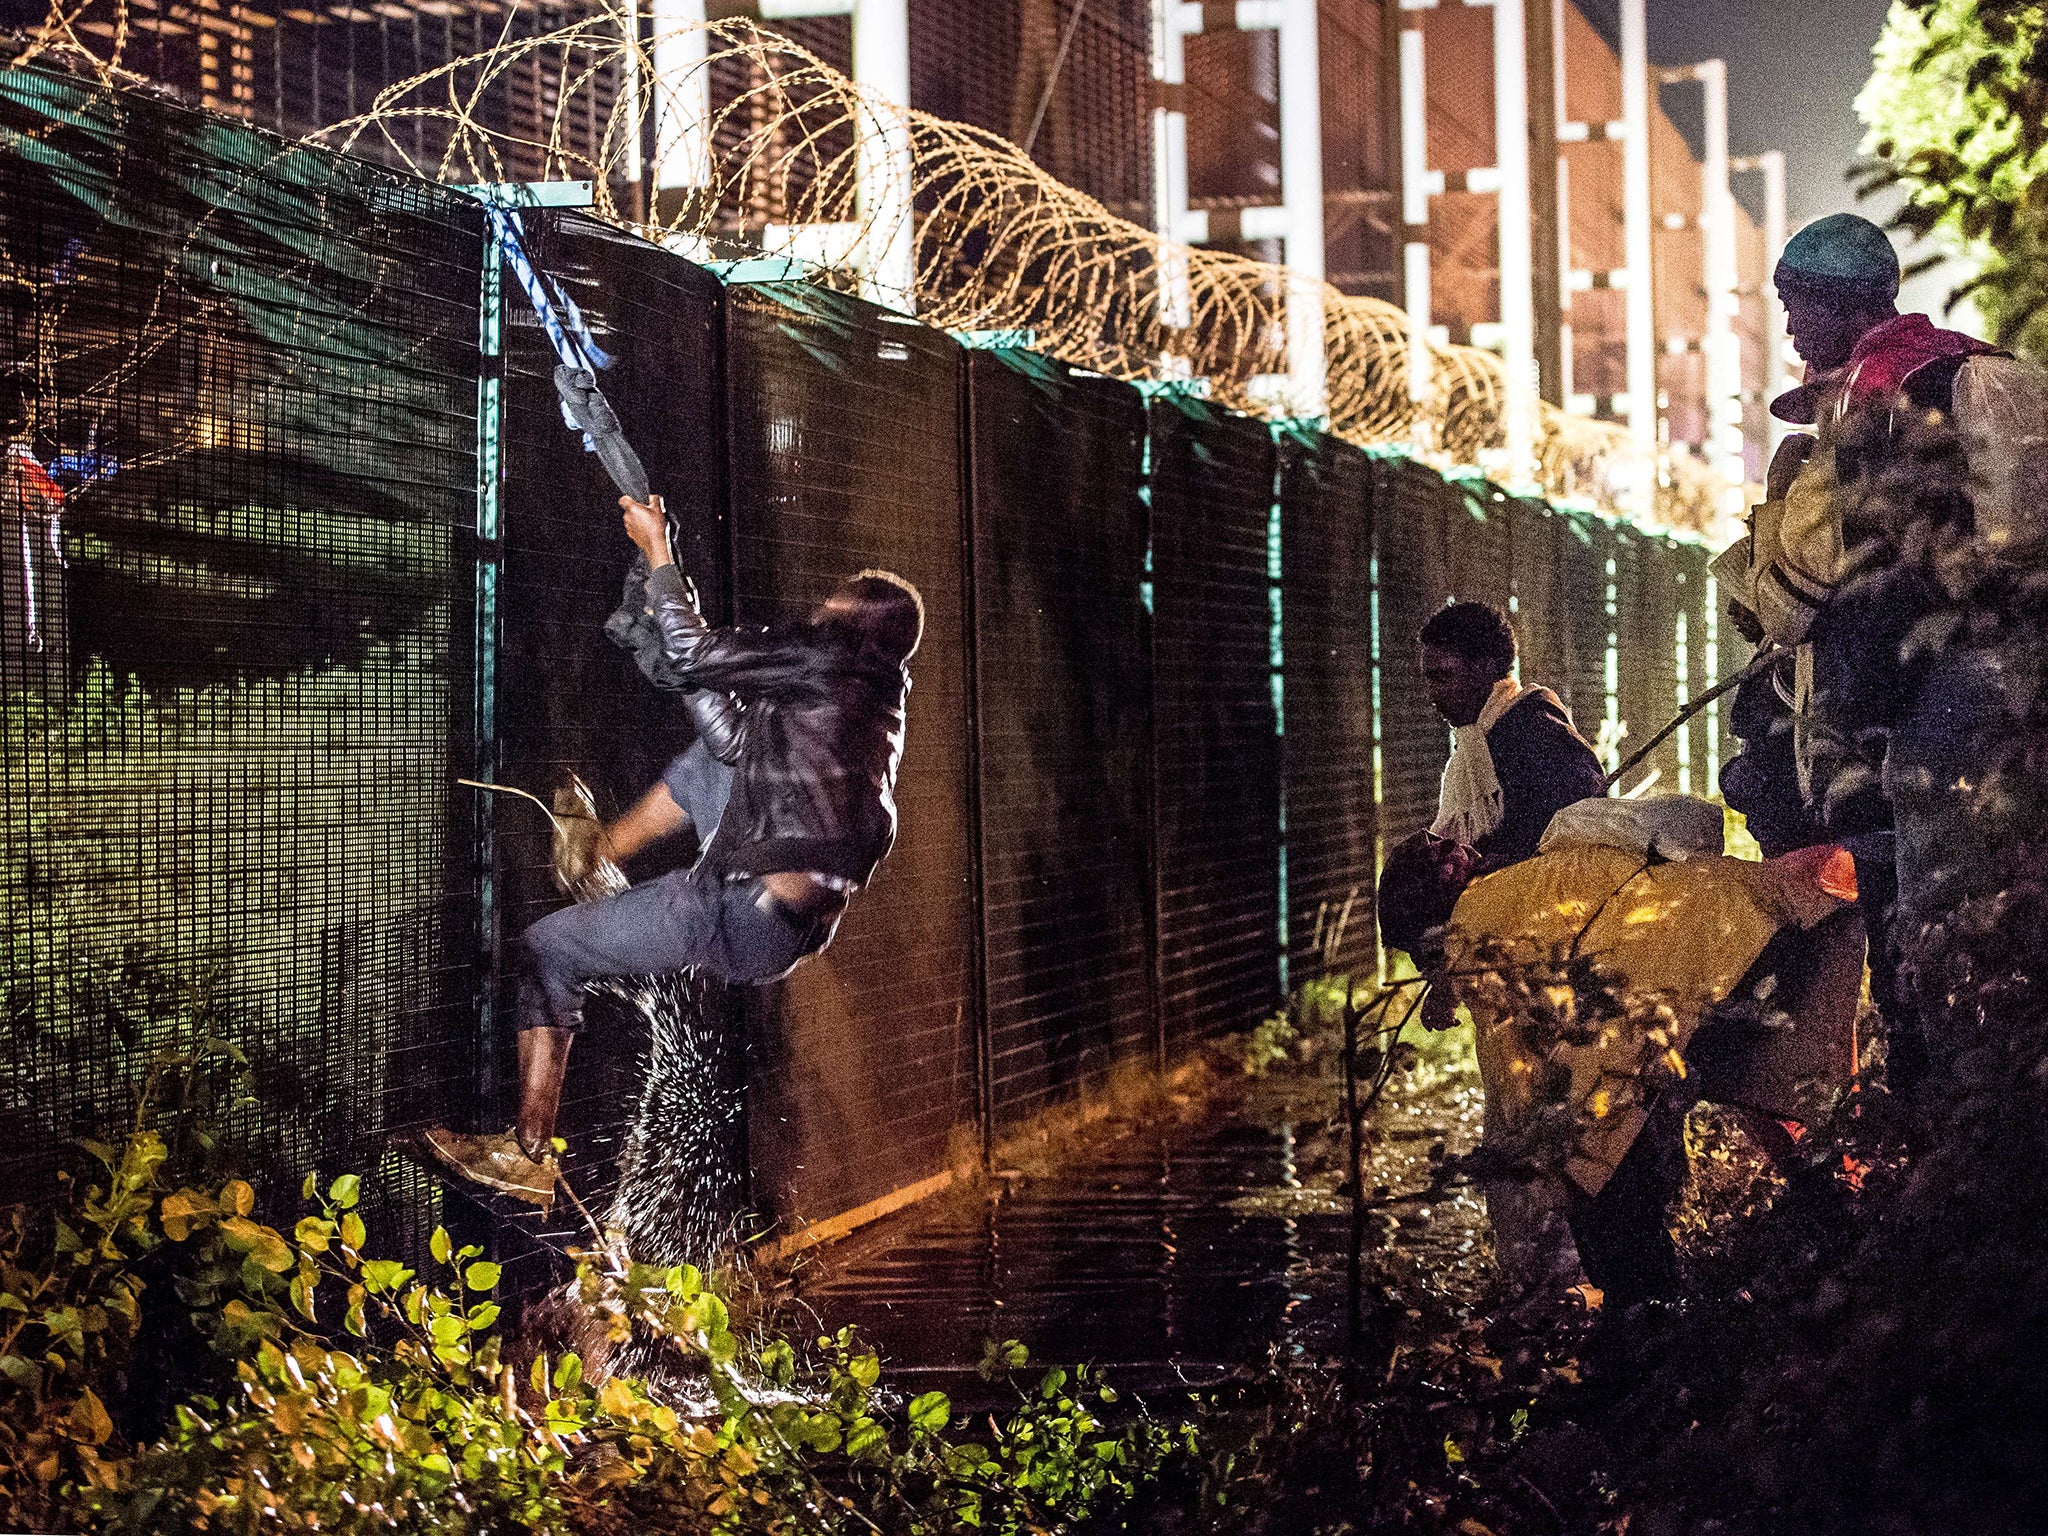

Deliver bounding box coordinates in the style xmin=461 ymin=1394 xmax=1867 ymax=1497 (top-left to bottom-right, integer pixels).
xmin=0 ymin=1105 xmax=1192 ymax=1535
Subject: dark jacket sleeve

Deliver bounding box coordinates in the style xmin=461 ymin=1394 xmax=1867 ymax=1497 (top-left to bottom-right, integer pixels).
xmin=1477 ymin=695 xmax=1607 ymax=869
xmin=642 ymin=564 xmax=756 ymax=764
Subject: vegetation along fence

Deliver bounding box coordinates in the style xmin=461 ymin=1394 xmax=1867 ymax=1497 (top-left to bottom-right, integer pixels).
xmin=0 ymin=56 xmax=1725 ymax=1268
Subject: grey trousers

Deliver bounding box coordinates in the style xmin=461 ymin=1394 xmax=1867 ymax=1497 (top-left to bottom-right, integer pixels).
xmin=516 ymin=743 xmax=834 ymax=1033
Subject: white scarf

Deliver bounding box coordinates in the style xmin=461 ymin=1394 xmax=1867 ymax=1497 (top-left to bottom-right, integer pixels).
xmin=1432 ymin=676 xmax=1558 ymax=846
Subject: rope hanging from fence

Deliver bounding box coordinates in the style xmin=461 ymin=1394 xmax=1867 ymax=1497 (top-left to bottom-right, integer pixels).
xmin=14 ymin=6 xmax=1726 ymax=535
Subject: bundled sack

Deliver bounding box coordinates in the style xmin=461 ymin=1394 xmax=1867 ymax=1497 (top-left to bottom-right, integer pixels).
xmin=1538 ymin=793 xmax=1726 ymax=862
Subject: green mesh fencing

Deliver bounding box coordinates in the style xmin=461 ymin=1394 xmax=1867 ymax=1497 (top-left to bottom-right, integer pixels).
xmin=0 ymin=56 xmax=484 ymax=1249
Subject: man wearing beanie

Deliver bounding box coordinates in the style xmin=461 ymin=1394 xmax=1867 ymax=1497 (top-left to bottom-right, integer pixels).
xmin=1734 ymin=211 xmax=2036 ymax=1088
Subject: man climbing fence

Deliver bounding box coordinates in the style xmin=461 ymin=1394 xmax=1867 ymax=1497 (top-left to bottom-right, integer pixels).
xmin=419 ymin=492 xmax=923 ymax=1209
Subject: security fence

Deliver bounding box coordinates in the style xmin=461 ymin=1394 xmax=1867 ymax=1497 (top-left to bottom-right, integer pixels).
xmin=0 ymin=59 xmax=1723 ymax=1256
xmin=0 ymin=57 xmax=483 ymax=1254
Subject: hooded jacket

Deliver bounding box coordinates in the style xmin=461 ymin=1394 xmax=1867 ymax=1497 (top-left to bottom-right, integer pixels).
xmin=610 ymin=561 xmax=910 ymax=886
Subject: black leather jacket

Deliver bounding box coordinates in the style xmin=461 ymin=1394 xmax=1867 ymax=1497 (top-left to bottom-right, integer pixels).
xmin=623 ymin=562 xmax=909 ymax=885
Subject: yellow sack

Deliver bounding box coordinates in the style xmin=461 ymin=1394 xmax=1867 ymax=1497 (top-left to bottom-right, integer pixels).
xmin=1447 ymin=844 xmax=1830 ymax=1196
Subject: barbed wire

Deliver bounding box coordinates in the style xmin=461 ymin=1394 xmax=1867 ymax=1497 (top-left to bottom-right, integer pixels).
xmin=15 ymin=5 xmax=1728 ymax=535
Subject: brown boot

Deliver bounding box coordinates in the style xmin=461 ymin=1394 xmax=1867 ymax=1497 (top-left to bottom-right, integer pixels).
xmin=419 ymin=1125 xmax=557 ymax=1210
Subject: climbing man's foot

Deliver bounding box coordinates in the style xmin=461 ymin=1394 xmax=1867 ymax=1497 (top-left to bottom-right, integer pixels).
xmin=419 ymin=1125 xmax=556 ymax=1211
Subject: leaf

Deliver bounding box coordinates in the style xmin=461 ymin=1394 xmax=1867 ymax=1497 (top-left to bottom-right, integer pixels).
xmin=289 ymin=1273 xmax=317 ymax=1322
xmin=302 ymin=1172 xmax=318 ymax=1201
xmin=328 ymin=1175 xmax=361 ymax=1209
xmin=977 ymin=1337 xmax=1031 ymax=1379
xmin=359 ymin=1259 xmax=413 ymax=1294
xmin=758 ymin=1338 xmax=796 ymax=1386
xmin=845 ymin=1417 xmax=888 ymax=1459
xmin=340 ymin=1212 xmax=366 ymax=1253
xmin=805 ymin=1414 xmax=844 ymax=1453
xmin=221 ymin=1180 xmax=255 ymax=1218
xmin=69 ymin=1386 xmax=113 ymax=1446
xmin=158 ymin=1189 xmax=216 ymax=1242
xmin=464 ymin=1261 xmax=502 ymax=1292
xmin=43 ymin=1306 xmax=83 ymax=1351
xmin=0 ymin=1353 xmax=42 ymax=1389
xmin=430 ymin=1227 xmax=451 ymax=1265
xmin=293 ymin=1218 xmax=333 ymax=1254
xmin=553 ymin=1352 xmax=583 ymax=1392
xmin=908 ymin=1390 xmax=951 ymax=1435
xmin=683 ymin=1291 xmax=729 ymax=1337
xmin=220 ymin=1299 xmax=275 ymax=1342
xmin=221 ymin=1218 xmax=294 ymax=1273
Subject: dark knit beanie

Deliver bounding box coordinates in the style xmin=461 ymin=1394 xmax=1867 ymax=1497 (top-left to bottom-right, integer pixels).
xmin=1773 ymin=213 xmax=1900 ymax=304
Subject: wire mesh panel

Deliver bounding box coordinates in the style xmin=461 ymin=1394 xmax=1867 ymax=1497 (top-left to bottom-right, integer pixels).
xmin=909 ymin=0 xmax=1153 ymax=220
xmin=965 ymin=349 xmax=1153 ymax=1130
xmin=1620 ymin=532 xmax=1682 ymax=795
xmin=1671 ymin=540 xmax=1716 ymax=798
xmin=1374 ymin=457 xmax=1453 ymax=847
xmin=1704 ymin=540 xmax=1744 ymax=798
xmin=1440 ymin=477 xmax=1515 ymax=612
xmin=1148 ymin=396 xmax=1280 ymax=1046
xmin=0 ymin=0 xmax=630 ymax=182
xmin=1320 ymin=1 xmax=1396 ymax=300
xmin=1556 ymin=510 xmax=1614 ymax=763
xmin=1185 ymin=25 xmax=1278 ymax=215
xmin=0 ymin=61 xmax=481 ymax=1247
xmin=723 ymin=280 xmax=977 ymax=1231
xmin=492 ymin=209 xmax=738 ymax=1268
xmin=1510 ymin=497 xmax=1569 ymax=698
xmin=1610 ymin=525 xmax=1643 ymax=776
xmin=1279 ymin=433 xmax=1377 ymax=979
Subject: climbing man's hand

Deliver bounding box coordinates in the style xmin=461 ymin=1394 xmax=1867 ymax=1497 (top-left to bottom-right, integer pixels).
xmin=620 ymin=494 xmax=672 ymax=568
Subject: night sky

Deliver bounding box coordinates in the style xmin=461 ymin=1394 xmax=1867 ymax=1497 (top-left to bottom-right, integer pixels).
xmin=1574 ymin=0 xmax=1977 ymax=329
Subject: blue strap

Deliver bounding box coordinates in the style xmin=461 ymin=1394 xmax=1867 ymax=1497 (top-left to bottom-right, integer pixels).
xmin=486 ymin=204 xmax=615 ymax=379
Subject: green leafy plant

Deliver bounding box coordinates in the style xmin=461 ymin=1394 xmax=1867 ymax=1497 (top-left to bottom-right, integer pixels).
xmin=95 ymin=1169 xmax=570 ymax=1534
xmin=1240 ymin=1013 xmax=1299 ymax=1078
xmin=1 ymin=1088 xmax=1193 ymax=1535
xmin=0 ymin=1025 xmax=251 ymax=1530
xmin=1856 ymin=0 xmax=2048 ymax=353
xmin=0 ymin=1128 xmax=159 ymax=1527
